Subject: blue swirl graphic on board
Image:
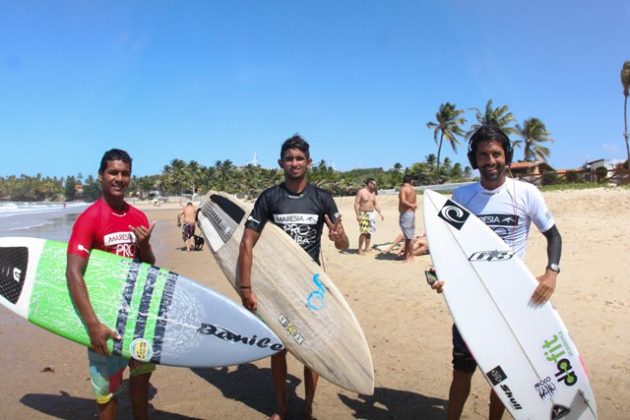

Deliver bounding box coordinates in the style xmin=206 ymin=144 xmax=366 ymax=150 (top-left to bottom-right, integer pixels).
xmin=306 ymin=273 xmax=326 ymax=311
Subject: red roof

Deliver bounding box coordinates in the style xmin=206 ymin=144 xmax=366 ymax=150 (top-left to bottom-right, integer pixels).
xmin=509 ymin=161 xmax=541 ymax=170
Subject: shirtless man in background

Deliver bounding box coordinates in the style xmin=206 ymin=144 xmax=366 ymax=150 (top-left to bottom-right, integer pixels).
xmin=177 ymin=202 xmax=197 ymax=251
xmin=398 ymin=175 xmax=417 ymax=262
xmin=354 ymin=178 xmax=383 ymax=255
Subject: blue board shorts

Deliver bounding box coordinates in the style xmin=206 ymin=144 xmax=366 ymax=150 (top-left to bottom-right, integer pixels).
xmin=452 ymin=324 xmax=477 ymax=373
xmin=88 ymin=349 xmax=156 ymax=404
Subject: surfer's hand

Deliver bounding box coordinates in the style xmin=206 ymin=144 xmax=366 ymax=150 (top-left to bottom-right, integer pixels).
xmin=241 ymin=288 xmax=257 ymax=312
xmin=131 ymin=221 xmax=156 ymax=246
xmin=325 ymin=214 xmax=349 ymax=249
xmin=88 ymin=323 xmax=121 ymax=355
xmin=432 ymin=280 xmax=445 ymax=294
xmin=532 ymin=271 xmax=557 ymax=305
xmin=425 ymin=266 xmax=444 ymax=293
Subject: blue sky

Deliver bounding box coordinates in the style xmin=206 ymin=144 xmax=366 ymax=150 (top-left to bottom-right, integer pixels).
xmin=1 ymin=1 xmax=628 ymax=177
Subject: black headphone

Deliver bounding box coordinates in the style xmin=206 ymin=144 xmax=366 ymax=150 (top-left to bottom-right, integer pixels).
xmin=467 ymin=126 xmax=514 ymax=169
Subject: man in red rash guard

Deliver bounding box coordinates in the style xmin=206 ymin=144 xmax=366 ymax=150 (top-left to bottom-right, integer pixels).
xmin=66 ymin=148 xmax=156 ymax=420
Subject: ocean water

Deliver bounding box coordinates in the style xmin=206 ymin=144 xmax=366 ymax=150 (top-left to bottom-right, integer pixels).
xmin=0 ymin=202 xmax=89 ymax=242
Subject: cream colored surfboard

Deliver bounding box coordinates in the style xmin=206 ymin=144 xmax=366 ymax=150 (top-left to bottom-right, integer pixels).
xmin=197 ymin=191 xmax=374 ymax=395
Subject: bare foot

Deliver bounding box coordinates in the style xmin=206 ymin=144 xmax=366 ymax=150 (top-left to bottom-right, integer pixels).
xmin=269 ymin=412 xmax=287 ymax=420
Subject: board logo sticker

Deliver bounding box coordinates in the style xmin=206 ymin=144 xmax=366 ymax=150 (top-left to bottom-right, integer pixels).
xmin=129 ymin=338 xmax=154 ymax=362
xmin=551 ymin=404 xmax=571 ymax=419
xmin=198 ymin=323 xmax=284 ymax=351
xmin=469 ymin=250 xmax=515 ymax=262
xmin=438 ymin=200 xmax=470 ymax=230
xmin=279 ymin=313 xmax=305 ymax=345
xmin=486 ymin=365 xmax=507 ymax=386
xmin=500 ymin=383 xmax=523 ymax=410
xmin=0 ymin=246 xmax=29 ymax=304
xmin=542 ymin=333 xmax=578 ymax=386
xmin=306 ymin=273 xmax=327 ymax=311
xmin=534 ymin=376 xmax=557 ymax=400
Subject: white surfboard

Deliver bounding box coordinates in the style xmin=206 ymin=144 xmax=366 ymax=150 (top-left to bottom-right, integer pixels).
xmin=197 ymin=192 xmax=374 ymax=395
xmin=423 ymin=189 xmax=597 ymax=419
xmin=0 ymin=237 xmax=283 ymax=367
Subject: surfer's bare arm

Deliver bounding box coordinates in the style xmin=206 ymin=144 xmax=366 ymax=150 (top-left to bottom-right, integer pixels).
xmin=325 ymin=214 xmax=349 ymax=250
xmin=532 ymin=225 xmax=562 ymax=304
xmin=354 ymin=191 xmax=362 ymax=220
xmin=130 ymin=222 xmax=156 ymax=265
xmin=66 ymin=254 xmax=121 ymax=354
xmin=399 ymin=186 xmax=417 ymax=211
xmin=238 ymin=228 xmax=260 ymax=311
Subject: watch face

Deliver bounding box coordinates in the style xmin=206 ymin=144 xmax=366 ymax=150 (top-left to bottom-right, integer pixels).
xmin=548 ymin=264 xmax=560 ymax=273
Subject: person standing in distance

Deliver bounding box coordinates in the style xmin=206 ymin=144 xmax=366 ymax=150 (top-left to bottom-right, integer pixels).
xmin=431 ymin=125 xmax=562 ymax=419
xmin=238 ymin=134 xmax=349 ymax=420
xmin=354 ymin=177 xmax=384 ymax=255
xmin=398 ymin=175 xmax=417 ymax=262
xmin=66 ymin=149 xmax=156 ymax=420
xmin=177 ymin=201 xmax=197 ymax=251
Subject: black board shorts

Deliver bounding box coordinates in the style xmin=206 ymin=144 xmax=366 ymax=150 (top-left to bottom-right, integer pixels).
xmin=452 ymin=324 xmax=477 ymax=373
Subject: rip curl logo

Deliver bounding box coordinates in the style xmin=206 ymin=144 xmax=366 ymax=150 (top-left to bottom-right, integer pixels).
xmin=306 ymin=274 xmax=326 ymax=311
xmin=438 ymin=200 xmax=470 ymax=230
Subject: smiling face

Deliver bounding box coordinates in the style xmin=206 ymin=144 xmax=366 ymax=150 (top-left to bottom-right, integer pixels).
xmin=99 ymin=159 xmax=131 ymax=201
xmin=475 ymin=139 xmax=507 ymax=189
xmin=278 ymin=147 xmax=311 ymax=181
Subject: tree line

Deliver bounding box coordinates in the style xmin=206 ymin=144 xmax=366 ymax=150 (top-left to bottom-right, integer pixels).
xmin=0 ymin=153 xmax=469 ymax=202
xmin=2 ymin=97 xmax=563 ymax=202
xmin=426 ymin=98 xmax=554 ymax=183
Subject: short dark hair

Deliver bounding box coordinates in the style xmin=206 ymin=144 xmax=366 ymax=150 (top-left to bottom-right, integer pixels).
xmin=280 ymin=134 xmax=310 ymax=160
xmin=467 ymin=126 xmax=513 ymax=169
xmin=402 ymin=175 xmax=412 ymax=184
xmin=99 ymin=149 xmax=132 ymax=174
xmin=366 ymin=177 xmax=376 ymax=185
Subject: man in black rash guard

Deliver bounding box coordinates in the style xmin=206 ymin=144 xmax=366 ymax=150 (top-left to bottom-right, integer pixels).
xmin=238 ymin=134 xmax=349 ymax=420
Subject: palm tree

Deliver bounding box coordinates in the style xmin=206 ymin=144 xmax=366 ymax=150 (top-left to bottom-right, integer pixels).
xmin=515 ymin=118 xmax=553 ymax=162
xmin=469 ymin=99 xmax=518 ymax=137
xmin=427 ymin=102 xmax=466 ymax=183
xmin=621 ymin=61 xmax=630 ymax=166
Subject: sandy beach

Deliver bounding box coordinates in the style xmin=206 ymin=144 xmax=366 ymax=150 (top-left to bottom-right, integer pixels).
xmin=1 ymin=188 xmax=629 ymax=419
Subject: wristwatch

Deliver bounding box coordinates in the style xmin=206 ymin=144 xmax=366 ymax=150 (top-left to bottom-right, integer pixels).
xmin=547 ymin=263 xmax=560 ymax=273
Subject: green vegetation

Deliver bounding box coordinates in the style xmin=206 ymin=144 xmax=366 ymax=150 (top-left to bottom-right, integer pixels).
xmin=4 ymin=96 xmax=606 ymax=202
xmin=0 ymin=154 xmax=465 ymax=202
xmin=427 ymin=102 xmax=467 ymax=183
